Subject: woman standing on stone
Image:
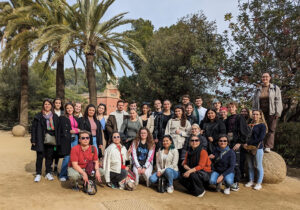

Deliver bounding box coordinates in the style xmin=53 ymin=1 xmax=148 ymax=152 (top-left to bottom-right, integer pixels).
xmin=31 ymin=99 xmax=59 ymax=182
xmin=252 ymin=72 xmax=282 ymax=153
xmin=244 ymin=110 xmax=267 ymax=190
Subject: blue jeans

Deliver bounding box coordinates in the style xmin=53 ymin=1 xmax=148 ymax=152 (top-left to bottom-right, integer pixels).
xmin=209 ymin=171 xmax=234 ymax=188
xmin=149 ymin=168 xmax=180 ymax=186
xmin=92 ymin=136 xmax=99 ymax=155
xmin=59 ymin=135 xmax=78 ymax=179
xmin=246 ymin=148 xmax=264 ymax=184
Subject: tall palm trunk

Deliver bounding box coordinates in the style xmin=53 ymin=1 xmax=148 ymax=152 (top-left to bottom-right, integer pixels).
xmin=19 ymin=53 xmax=29 ymax=129
xmin=56 ymin=55 xmax=65 ymax=101
xmin=85 ymin=52 xmax=97 ymax=105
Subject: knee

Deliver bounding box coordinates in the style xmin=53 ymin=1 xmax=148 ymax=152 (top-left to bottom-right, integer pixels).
xmin=164 ymin=168 xmax=172 ymax=176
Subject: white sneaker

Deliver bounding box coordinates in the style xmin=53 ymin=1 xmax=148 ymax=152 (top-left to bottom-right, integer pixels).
xmin=59 ymin=177 xmax=67 ymax=182
xmin=34 ymin=174 xmax=41 ymax=182
xmin=45 ymin=173 xmax=54 ymax=181
xmin=197 ymin=190 xmax=206 ymax=197
xmin=265 ymin=148 xmax=271 ymax=153
xmin=254 ymin=184 xmax=262 ymax=190
xmin=245 ymin=181 xmax=254 ymax=187
xmin=224 ymin=187 xmax=230 ymax=195
xmin=167 ymin=186 xmax=174 ymax=193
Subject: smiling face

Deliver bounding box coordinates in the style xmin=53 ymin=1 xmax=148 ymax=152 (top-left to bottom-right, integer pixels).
xmin=186 ymin=104 xmax=193 ymax=115
xmin=163 ymin=101 xmax=171 ymax=111
xmin=117 ymin=102 xmax=124 ymax=111
xmin=220 ymin=109 xmax=228 ymax=119
xmin=140 ymin=129 xmax=148 ymax=140
xmin=74 ymin=103 xmax=81 ymax=113
xmin=262 ymin=73 xmax=271 ymax=85
xmin=112 ymin=133 xmax=121 ymax=144
xmin=252 ymin=110 xmax=261 ymax=123
xmin=195 ymin=98 xmax=203 ymax=108
xmin=88 ymin=107 xmax=95 ymax=118
xmin=182 ymin=97 xmax=190 ymax=105
xmin=214 ymin=102 xmax=221 ymax=110
xmin=154 ymin=100 xmax=162 ymax=110
xmin=130 ymin=109 xmax=137 ymax=120
xmin=66 ymin=104 xmax=74 ymax=116
xmin=207 ymin=110 xmax=216 ymax=121
xmin=130 ymin=103 xmax=137 ymax=111
xmin=218 ymin=136 xmax=228 ymax=149
xmin=142 ymin=104 xmax=149 ymax=115
xmin=43 ymin=101 xmax=52 ymax=112
xmin=190 ymin=136 xmax=200 ymax=149
xmin=54 ymin=100 xmax=62 ymax=110
xmin=191 ymin=125 xmax=200 ymax=135
xmin=240 ymin=108 xmax=249 ymax=118
xmin=228 ymin=104 xmax=237 ymax=115
xmin=98 ymin=105 xmax=105 ymax=115
xmin=163 ymin=137 xmax=172 ymax=150
xmin=175 ymin=108 xmax=183 ymax=119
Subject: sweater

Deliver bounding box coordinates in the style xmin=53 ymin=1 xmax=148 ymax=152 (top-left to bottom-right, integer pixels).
xmin=156 ymin=148 xmax=179 ymax=174
xmin=212 ymin=146 xmax=236 ymax=176
xmin=103 ymin=143 xmax=127 ymax=183
xmin=183 ymin=149 xmax=211 ymax=172
xmin=247 ymin=123 xmax=266 ymax=149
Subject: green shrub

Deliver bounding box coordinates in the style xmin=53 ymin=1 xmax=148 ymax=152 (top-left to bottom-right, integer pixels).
xmin=274 ymin=122 xmax=300 ymax=166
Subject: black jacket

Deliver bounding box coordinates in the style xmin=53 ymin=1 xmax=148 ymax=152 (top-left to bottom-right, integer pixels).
xmin=181 ymin=134 xmax=208 ymax=160
xmin=187 ymin=114 xmax=197 ymax=126
xmin=225 ymin=114 xmax=250 ymax=147
xmin=79 ymin=117 xmax=103 ymax=147
xmin=153 ymin=111 xmax=174 ymax=140
xmin=31 ymin=112 xmax=60 ymax=152
xmin=58 ymin=116 xmax=81 ymax=156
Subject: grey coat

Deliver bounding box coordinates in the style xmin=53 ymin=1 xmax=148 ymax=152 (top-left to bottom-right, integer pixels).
xmin=252 ymin=83 xmax=283 ymax=117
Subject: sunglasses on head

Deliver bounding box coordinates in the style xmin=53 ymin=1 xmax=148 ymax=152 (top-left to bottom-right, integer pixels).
xmin=80 ymin=137 xmax=90 ymax=140
xmin=113 ymin=136 xmax=120 ymax=139
xmin=190 ymin=139 xmax=199 ymax=142
xmin=219 ymin=140 xmax=227 ymax=143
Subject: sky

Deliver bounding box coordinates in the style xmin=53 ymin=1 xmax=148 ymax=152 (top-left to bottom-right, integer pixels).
xmin=65 ymin=0 xmax=240 ymax=76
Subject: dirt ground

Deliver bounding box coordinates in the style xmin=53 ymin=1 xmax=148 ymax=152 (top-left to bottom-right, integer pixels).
xmin=1 ymin=131 xmax=300 ymax=210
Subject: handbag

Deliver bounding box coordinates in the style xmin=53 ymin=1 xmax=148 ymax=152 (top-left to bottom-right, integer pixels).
xmin=44 ymin=133 xmax=56 ymax=145
xmin=245 ymin=142 xmax=261 ymax=156
xmin=158 ymin=177 xmax=166 ymax=193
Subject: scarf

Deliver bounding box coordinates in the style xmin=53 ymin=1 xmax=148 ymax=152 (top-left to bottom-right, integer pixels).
xmin=187 ymin=144 xmax=203 ymax=169
xmin=43 ymin=111 xmax=55 ymax=131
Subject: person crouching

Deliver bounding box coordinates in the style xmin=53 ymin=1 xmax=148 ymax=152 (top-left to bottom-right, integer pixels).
xmin=209 ymin=134 xmax=236 ymax=195
xmin=180 ymin=135 xmax=211 ymax=197
xmin=68 ymin=130 xmax=102 ymax=190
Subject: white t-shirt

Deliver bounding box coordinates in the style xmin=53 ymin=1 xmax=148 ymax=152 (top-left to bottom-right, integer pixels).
xmin=197 ymin=107 xmax=207 ymax=124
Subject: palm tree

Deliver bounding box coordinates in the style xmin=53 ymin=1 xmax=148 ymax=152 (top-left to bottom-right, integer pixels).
xmin=0 ymin=0 xmax=37 ymax=129
xmin=39 ymin=0 xmax=146 ymax=105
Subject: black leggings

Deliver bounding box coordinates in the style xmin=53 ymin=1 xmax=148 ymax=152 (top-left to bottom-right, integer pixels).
xmin=36 ymin=145 xmax=54 ymax=175
xmin=110 ymin=169 xmax=128 ymax=185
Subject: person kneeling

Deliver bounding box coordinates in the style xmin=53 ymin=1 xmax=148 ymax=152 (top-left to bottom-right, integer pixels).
xmin=68 ymin=131 xmax=101 ymax=191
xmin=209 ymin=134 xmax=235 ymax=195
xmin=180 ymin=135 xmax=211 ymax=197
xmin=149 ymin=135 xmax=180 ymax=193
xmin=103 ymin=132 xmax=129 ymax=189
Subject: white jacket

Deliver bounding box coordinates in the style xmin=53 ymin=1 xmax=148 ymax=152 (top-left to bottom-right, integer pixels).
xmin=103 ymin=143 xmax=127 ymax=183
xmin=156 ymin=148 xmax=179 ymax=174
xmin=165 ymin=119 xmax=191 ymax=149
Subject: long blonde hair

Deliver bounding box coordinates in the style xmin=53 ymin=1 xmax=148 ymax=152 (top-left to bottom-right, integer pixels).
xmin=251 ymin=109 xmax=268 ymax=133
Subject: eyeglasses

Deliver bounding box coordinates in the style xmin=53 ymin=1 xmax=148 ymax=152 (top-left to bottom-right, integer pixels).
xmin=219 ymin=140 xmax=227 ymax=143
xmin=113 ymin=136 xmax=120 ymax=139
xmin=190 ymin=139 xmax=199 ymax=142
xmin=80 ymin=137 xmax=90 ymax=140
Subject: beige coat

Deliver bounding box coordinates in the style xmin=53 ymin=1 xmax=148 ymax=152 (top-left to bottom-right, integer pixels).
xmin=156 ymin=148 xmax=179 ymax=174
xmin=165 ymin=119 xmax=191 ymax=149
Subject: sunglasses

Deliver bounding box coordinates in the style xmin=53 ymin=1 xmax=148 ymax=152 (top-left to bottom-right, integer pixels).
xmin=80 ymin=137 xmax=90 ymax=140
xmin=219 ymin=140 xmax=227 ymax=143
xmin=113 ymin=136 xmax=120 ymax=139
xmin=190 ymin=139 xmax=199 ymax=142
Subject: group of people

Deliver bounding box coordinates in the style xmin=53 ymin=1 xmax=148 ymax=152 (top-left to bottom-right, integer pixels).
xmin=30 ymin=72 xmax=283 ymax=197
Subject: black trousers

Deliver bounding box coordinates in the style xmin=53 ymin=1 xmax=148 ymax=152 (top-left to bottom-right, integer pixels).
xmin=239 ymin=147 xmax=246 ymax=178
xmin=36 ymin=144 xmax=54 ymax=175
xmin=180 ymin=172 xmax=206 ymax=196
xmin=110 ymin=169 xmax=128 ymax=185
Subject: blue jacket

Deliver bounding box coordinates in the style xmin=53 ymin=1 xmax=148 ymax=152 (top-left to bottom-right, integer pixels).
xmin=212 ymin=146 xmax=236 ymax=176
xmin=247 ymin=123 xmax=266 ymax=149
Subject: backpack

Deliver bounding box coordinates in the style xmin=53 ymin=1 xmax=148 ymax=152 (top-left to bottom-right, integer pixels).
xmin=83 ymin=146 xmax=97 ymax=195
xmin=157 ymin=177 xmax=167 ymax=193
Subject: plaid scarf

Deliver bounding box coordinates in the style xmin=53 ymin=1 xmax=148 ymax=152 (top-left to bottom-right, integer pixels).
xmin=43 ymin=111 xmax=55 ymax=131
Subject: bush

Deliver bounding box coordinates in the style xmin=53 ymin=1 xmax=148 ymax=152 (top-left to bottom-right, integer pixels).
xmin=274 ymin=123 xmax=300 ymax=167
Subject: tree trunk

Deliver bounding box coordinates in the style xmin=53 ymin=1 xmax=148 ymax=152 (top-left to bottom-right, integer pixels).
xmin=56 ymin=55 xmax=65 ymax=101
xmin=19 ymin=55 xmax=29 ymax=129
xmin=85 ymin=53 xmax=97 ymax=105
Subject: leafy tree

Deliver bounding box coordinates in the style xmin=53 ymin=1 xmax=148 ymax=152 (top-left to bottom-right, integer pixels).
xmin=223 ymin=0 xmax=300 ymax=121
xmin=41 ymin=0 xmax=146 ymax=105
xmin=119 ymin=13 xmax=226 ymax=105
